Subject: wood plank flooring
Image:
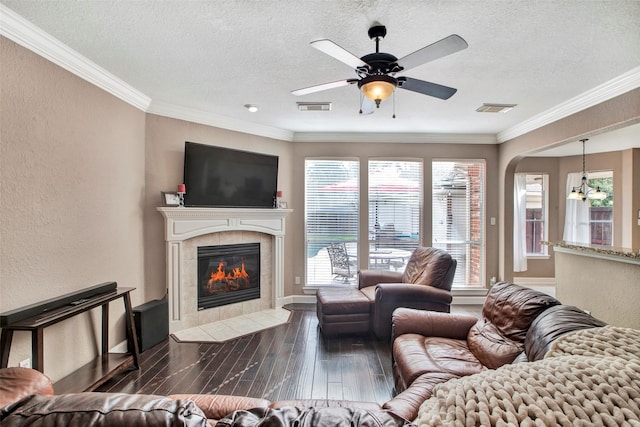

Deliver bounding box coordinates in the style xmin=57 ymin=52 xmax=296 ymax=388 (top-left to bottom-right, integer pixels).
xmin=96 ymin=304 xmax=481 ymax=403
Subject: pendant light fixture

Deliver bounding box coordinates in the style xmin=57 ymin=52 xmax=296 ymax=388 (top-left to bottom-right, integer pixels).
xmin=567 ymin=138 xmax=607 ymax=202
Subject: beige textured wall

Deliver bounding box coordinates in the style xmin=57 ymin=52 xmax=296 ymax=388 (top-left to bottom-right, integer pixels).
xmin=290 ymin=141 xmax=501 ymax=291
xmin=143 ymin=114 xmax=294 ymax=300
xmin=555 ymin=251 xmax=640 ymax=328
xmin=0 ymin=38 xmax=146 ymax=381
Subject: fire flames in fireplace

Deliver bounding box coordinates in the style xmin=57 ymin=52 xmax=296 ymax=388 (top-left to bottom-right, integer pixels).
xmin=198 ymin=243 xmax=260 ymax=310
xmin=207 ymin=259 xmax=250 ymax=292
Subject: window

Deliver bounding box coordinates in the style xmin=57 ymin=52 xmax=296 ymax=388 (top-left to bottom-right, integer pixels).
xmin=588 ymin=171 xmax=613 ymax=245
xmin=432 ymin=161 xmax=485 ymax=287
xmin=305 ymin=160 xmax=359 ymax=286
xmin=525 ymin=174 xmax=548 ymax=256
xmin=368 ymin=160 xmax=422 ymax=272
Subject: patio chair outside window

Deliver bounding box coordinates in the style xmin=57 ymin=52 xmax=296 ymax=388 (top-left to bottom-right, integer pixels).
xmin=326 ymin=243 xmax=357 ymax=283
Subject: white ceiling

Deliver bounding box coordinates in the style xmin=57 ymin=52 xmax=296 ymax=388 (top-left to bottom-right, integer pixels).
xmin=1 ymin=0 xmax=639 ymax=151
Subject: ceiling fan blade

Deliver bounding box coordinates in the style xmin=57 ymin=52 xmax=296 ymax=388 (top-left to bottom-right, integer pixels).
xmin=397 ymin=34 xmax=468 ymax=72
xmin=399 ymin=77 xmax=457 ymax=100
xmin=360 ymin=97 xmax=375 ymax=115
xmin=310 ymin=39 xmax=369 ymax=70
xmin=291 ymin=79 xmax=358 ymax=96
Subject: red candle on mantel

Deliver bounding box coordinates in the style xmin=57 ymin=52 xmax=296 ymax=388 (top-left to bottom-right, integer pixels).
xmin=178 ymin=184 xmax=186 ymax=193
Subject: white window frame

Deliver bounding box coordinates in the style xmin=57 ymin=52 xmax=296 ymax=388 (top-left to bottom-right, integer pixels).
xmin=587 ymin=170 xmax=614 ymax=246
xmin=304 ymin=158 xmax=360 ymax=288
xmin=525 ymin=173 xmax=549 ymax=258
xmin=367 ymin=159 xmax=423 ymax=272
xmin=431 ymin=159 xmax=486 ymax=288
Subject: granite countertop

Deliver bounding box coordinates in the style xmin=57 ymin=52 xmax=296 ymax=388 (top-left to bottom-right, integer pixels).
xmin=542 ymin=240 xmax=640 ymax=261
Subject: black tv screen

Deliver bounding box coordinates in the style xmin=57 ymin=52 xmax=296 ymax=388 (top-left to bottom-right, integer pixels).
xmin=183 ymin=142 xmax=278 ymax=208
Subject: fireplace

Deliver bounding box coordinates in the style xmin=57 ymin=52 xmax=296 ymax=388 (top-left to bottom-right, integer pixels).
xmin=198 ymin=243 xmax=260 ymax=310
xmin=157 ymin=207 xmax=291 ymax=333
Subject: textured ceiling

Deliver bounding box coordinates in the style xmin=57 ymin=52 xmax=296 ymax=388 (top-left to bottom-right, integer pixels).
xmin=2 ymin=0 xmax=640 ymax=148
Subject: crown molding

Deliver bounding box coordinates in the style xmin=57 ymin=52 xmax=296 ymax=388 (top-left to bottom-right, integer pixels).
xmin=497 ymin=66 xmax=640 ymax=143
xmin=0 ymin=4 xmax=151 ymax=111
xmin=292 ymin=132 xmax=497 ymax=144
xmin=147 ymin=101 xmax=295 ymax=142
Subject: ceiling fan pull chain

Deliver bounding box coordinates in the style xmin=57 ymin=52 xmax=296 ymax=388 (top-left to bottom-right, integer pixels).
xmin=392 ymin=91 xmax=396 ymax=119
xmin=359 ymin=91 xmax=363 ymax=114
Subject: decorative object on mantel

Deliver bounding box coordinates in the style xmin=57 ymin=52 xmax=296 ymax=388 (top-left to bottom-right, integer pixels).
xmin=177 ymin=183 xmax=186 ymax=208
xmin=275 ymin=190 xmax=287 ymax=208
xmin=161 ymin=191 xmax=180 ymax=207
xmin=567 ymin=139 xmax=607 ymax=202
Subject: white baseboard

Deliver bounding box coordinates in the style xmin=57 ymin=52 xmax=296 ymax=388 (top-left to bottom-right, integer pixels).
xmin=110 ymin=340 xmax=129 ymax=353
xmin=513 ymin=277 xmax=556 ymax=286
xmin=283 ymin=294 xmax=317 ymax=305
xmin=451 ymin=296 xmax=486 ymax=305
xmin=512 ymin=277 xmax=556 ymax=297
xmin=284 ymin=294 xmax=486 ymax=306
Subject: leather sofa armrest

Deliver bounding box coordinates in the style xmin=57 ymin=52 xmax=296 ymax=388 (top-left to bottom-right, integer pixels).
xmin=0 ymin=367 xmax=54 ymax=408
xmin=169 ymin=394 xmax=270 ymax=420
xmin=357 ymin=269 xmax=403 ymax=289
xmin=375 ymin=283 xmax=452 ymax=304
xmin=372 ymin=284 xmax=454 ymax=340
xmin=391 ymin=307 xmax=478 ymax=341
xmin=383 ymin=372 xmax=458 ymax=422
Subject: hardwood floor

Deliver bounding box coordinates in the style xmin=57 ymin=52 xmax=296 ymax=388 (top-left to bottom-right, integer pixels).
xmin=97 ymin=304 xmax=481 ymax=403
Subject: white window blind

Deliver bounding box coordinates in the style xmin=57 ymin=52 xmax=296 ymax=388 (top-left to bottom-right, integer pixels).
xmin=305 ymin=160 xmax=359 ymax=286
xmin=432 ymin=160 xmax=485 ymax=287
xmin=368 ymin=160 xmax=422 ymax=272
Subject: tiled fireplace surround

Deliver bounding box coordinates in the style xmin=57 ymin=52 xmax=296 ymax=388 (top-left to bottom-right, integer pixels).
xmin=157 ymin=207 xmax=292 ymax=333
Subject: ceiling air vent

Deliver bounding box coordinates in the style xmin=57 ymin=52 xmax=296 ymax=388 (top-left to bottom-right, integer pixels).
xmin=476 ymin=103 xmax=517 ymax=113
xmin=297 ymin=102 xmax=332 ymax=112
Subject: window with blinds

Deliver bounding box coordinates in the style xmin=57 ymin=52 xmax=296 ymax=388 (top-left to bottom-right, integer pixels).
xmin=432 ymin=160 xmax=485 ymax=287
xmin=305 ymin=160 xmax=359 ymax=286
xmin=368 ymin=160 xmax=422 ymax=272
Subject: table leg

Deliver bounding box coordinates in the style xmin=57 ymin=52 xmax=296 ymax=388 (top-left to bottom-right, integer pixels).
xmin=32 ymin=328 xmax=44 ymax=372
xmin=122 ymin=293 xmax=140 ymax=369
xmin=102 ymin=303 xmax=109 ymax=355
xmin=1 ymin=329 xmax=14 ymax=368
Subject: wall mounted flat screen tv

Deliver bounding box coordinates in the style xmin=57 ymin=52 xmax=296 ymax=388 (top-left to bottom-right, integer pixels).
xmin=183 ymin=142 xmax=278 ymax=208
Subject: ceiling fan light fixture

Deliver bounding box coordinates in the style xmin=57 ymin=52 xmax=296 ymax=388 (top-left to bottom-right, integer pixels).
xmin=359 ymin=75 xmax=397 ymax=107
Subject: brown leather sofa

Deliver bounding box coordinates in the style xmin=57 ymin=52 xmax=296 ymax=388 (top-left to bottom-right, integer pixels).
xmin=0 ymin=368 xmax=408 ymax=426
xmin=1 ymin=282 xmax=607 ymax=426
xmin=317 ymin=247 xmax=456 ymax=340
xmin=382 ymin=281 xmax=607 ymax=420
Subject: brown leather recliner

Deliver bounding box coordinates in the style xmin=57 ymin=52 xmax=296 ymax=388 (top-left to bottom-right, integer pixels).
xmin=384 ymin=281 xmax=562 ymax=420
xmin=358 ymin=247 xmax=456 ymax=340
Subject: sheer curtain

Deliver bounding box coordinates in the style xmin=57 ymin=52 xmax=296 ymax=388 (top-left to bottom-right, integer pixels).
xmin=563 ymin=172 xmax=590 ymax=244
xmin=513 ymin=173 xmax=528 ymax=272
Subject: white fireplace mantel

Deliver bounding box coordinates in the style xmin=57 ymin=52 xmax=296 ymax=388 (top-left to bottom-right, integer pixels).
xmin=157 ymin=207 xmax=292 ymax=332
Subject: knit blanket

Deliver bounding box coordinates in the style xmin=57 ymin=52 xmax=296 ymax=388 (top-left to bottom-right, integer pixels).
xmin=416 ymin=326 xmax=640 ymax=426
xmin=546 ymin=325 xmax=640 ymax=363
